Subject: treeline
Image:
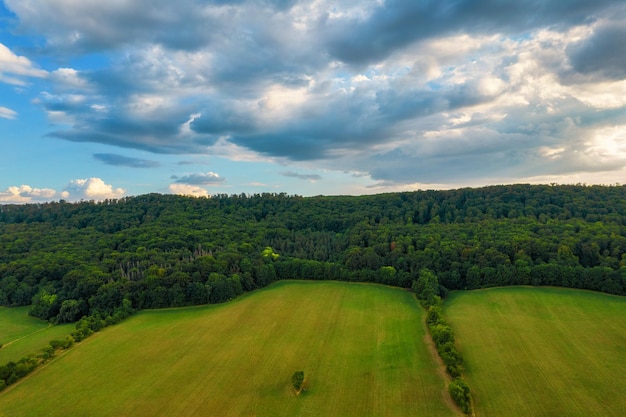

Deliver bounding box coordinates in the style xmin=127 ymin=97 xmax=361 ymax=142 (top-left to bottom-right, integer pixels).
xmin=0 ymin=184 xmax=625 ymax=324
xmin=0 ymin=336 xmax=74 ymax=392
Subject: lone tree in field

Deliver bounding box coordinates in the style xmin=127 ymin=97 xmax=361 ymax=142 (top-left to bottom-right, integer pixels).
xmin=291 ymin=371 xmax=305 ymax=394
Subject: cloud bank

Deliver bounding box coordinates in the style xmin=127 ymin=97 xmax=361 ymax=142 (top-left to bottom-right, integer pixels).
xmin=4 ymin=0 xmax=626 ymax=187
xmin=0 ymin=185 xmax=56 ymax=203
xmin=0 ymin=178 xmax=124 ymax=203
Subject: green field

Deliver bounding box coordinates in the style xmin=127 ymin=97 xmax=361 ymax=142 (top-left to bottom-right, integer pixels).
xmin=445 ymin=286 xmax=626 ymax=417
xmin=0 ymin=281 xmax=456 ymax=417
xmin=0 ymin=307 xmax=73 ymax=364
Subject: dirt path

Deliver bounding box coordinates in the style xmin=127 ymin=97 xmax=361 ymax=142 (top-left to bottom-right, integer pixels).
xmin=2 ymin=325 xmax=52 ymax=348
xmin=422 ymin=315 xmax=467 ymax=416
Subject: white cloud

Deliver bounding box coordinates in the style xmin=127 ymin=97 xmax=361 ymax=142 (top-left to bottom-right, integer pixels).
xmin=0 ymin=185 xmax=57 ymax=203
xmin=51 ymin=68 xmax=91 ymax=90
xmin=168 ymin=183 xmax=209 ymax=197
xmin=0 ymin=106 xmax=18 ymax=120
xmin=63 ymin=177 xmax=125 ymax=200
xmin=5 ymin=0 xmax=626 ymax=191
xmin=0 ymin=42 xmax=48 ymax=85
xmin=174 ymin=171 xmax=225 ymax=185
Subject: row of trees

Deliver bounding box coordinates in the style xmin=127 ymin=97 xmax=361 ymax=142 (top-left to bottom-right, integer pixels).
xmin=413 ymin=269 xmax=472 ymax=415
xmin=0 ymin=336 xmax=74 ymax=391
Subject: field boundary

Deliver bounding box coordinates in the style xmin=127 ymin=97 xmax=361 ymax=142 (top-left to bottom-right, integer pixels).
xmin=422 ymin=314 xmax=466 ymax=416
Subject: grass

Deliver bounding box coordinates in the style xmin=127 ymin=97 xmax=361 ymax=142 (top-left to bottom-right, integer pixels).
xmin=444 ymin=286 xmax=626 ymax=417
xmin=0 ymin=306 xmax=73 ymax=364
xmin=0 ymin=281 xmax=456 ymax=417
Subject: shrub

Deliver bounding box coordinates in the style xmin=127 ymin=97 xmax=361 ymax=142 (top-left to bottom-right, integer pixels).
xmin=449 ymin=378 xmax=472 ymax=415
xmin=430 ymin=323 xmax=455 ymax=346
xmin=291 ymin=371 xmax=305 ymax=393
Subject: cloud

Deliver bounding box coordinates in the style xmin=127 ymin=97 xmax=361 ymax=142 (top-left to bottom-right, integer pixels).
xmin=0 ymin=106 xmax=17 ymax=120
xmin=0 ymin=42 xmax=48 ymax=85
xmin=566 ymin=19 xmax=626 ymax=80
xmin=50 ymin=68 xmax=92 ymax=90
xmin=174 ymin=172 xmax=225 ymax=185
xmin=63 ymin=177 xmax=125 ymax=200
xmin=322 ymin=0 xmax=625 ymax=65
xmin=280 ymin=171 xmax=322 ymax=181
xmin=5 ymin=0 xmax=626 ymax=188
xmin=0 ymin=185 xmax=56 ymax=203
xmin=93 ymin=153 xmax=160 ymax=168
xmin=168 ymin=183 xmax=209 ymax=197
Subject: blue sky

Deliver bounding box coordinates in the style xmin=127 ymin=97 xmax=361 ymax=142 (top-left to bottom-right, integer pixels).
xmin=1 ymin=0 xmax=625 ymax=203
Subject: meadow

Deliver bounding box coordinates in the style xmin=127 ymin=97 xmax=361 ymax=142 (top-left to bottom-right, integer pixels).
xmin=445 ymin=286 xmax=626 ymax=417
xmin=0 ymin=307 xmax=73 ymax=364
xmin=0 ymin=281 xmax=456 ymax=417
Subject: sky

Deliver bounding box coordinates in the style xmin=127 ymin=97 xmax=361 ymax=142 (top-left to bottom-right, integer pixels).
xmin=1 ymin=0 xmax=625 ymax=203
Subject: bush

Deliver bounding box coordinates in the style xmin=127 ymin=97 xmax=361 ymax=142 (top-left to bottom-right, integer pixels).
xmin=449 ymin=378 xmax=472 ymax=415
xmin=438 ymin=343 xmax=464 ymax=378
xmin=291 ymin=371 xmax=305 ymax=393
xmin=426 ymin=305 xmax=442 ymax=326
xmin=429 ymin=323 xmax=455 ymax=346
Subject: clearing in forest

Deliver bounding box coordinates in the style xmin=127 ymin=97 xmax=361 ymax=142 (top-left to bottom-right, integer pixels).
xmin=0 ymin=281 xmax=455 ymax=417
xmin=445 ymin=286 xmax=626 ymax=417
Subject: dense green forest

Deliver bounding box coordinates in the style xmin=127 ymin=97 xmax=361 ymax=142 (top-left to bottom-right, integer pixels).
xmin=0 ymin=184 xmax=625 ymax=324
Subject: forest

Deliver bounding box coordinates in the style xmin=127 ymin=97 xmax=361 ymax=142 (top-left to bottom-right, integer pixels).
xmin=0 ymin=184 xmax=625 ymax=324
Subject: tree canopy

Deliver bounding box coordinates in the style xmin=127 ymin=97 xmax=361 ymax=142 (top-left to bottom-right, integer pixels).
xmin=0 ymin=184 xmax=624 ymax=323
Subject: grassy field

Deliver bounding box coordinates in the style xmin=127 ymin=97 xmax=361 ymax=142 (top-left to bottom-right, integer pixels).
xmin=445 ymin=286 xmax=626 ymax=417
xmin=0 ymin=281 xmax=456 ymax=417
xmin=0 ymin=306 xmax=73 ymax=364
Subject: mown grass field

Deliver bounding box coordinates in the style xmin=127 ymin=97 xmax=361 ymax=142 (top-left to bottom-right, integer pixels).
xmin=0 ymin=281 xmax=456 ymax=417
xmin=445 ymin=286 xmax=626 ymax=417
xmin=0 ymin=306 xmax=73 ymax=364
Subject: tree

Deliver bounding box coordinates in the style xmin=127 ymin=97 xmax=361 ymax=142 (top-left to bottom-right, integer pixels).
xmin=57 ymin=299 xmax=87 ymax=323
xmin=291 ymin=370 xmax=305 ymax=394
xmin=413 ymin=269 xmax=440 ymax=306
xmin=449 ymin=378 xmax=472 ymax=414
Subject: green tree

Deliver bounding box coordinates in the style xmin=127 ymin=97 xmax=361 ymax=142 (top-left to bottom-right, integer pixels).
xmin=413 ymin=269 xmax=440 ymax=306
xmin=291 ymin=370 xmax=305 ymax=394
xmin=449 ymin=378 xmax=472 ymax=414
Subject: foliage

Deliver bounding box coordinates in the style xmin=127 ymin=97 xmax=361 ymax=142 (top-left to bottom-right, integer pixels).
xmin=0 ymin=184 xmax=624 ymax=324
xmin=448 ymin=378 xmax=472 ymax=414
xmin=291 ymin=370 xmax=305 ymax=393
xmin=0 ymin=336 xmax=74 ymax=390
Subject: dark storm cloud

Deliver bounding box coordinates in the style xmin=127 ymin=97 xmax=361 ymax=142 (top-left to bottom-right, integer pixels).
xmin=567 ymin=22 xmax=626 ymax=80
xmin=93 ymin=153 xmax=160 ymax=168
xmin=323 ymin=0 xmax=624 ymax=65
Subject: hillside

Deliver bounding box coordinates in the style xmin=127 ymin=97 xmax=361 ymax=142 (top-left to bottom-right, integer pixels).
xmin=0 ymin=184 xmax=625 ymax=325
